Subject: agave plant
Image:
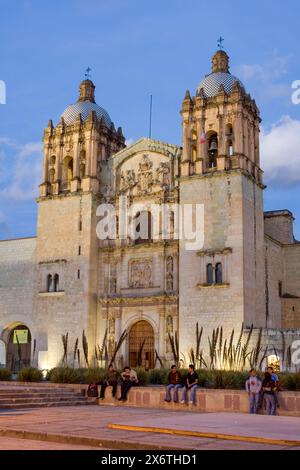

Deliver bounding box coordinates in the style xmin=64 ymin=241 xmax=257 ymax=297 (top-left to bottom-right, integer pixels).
xmin=82 ymin=330 xmax=89 ymax=367
xmin=61 ymin=332 xmax=68 ymax=364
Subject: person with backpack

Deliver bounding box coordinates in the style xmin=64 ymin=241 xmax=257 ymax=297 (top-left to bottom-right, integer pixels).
xmin=100 ymin=364 xmax=119 ymax=400
xmin=164 ymin=365 xmax=182 ymax=403
xmin=245 ymin=368 xmax=262 ymax=414
xmin=262 ymin=371 xmax=277 ymax=415
xmin=267 ymin=366 xmax=280 ymax=409
xmin=180 ymin=364 xmax=199 ymax=405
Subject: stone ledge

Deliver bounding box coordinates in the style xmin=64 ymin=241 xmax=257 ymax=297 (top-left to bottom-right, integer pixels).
xmin=38 ymin=291 xmax=65 ymax=298
xmin=99 ymin=385 xmax=300 ymax=417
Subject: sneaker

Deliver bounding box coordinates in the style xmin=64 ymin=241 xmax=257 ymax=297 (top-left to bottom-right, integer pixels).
xmin=117 ymin=397 xmax=123 ymax=401
xmin=180 ymin=400 xmax=186 ymax=404
xmin=164 ymin=398 xmax=171 ymax=403
xmin=189 ymin=401 xmax=194 ymax=405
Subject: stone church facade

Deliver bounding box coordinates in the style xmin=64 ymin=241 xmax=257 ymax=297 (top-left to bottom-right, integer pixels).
xmin=1 ymin=50 xmax=300 ymax=371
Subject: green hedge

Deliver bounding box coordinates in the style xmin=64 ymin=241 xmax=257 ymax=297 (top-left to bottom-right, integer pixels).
xmin=17 ymin=367 xmax=43 ymax=382
xmin=30 ymin=366 xmax=300 ymax=391
xmin=0 ymin=368 xmax=12 ymax=381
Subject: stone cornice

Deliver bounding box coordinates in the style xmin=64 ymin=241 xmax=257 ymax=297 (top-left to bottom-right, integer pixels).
xmin=197 ymin=247 xmax=232 ymax=257
xmin=99 ymin=293 xmax=178 ymax=306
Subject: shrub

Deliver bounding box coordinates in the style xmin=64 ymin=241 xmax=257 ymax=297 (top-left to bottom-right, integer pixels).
xmin=148 ymin=368 xmax=169 ymax=385
xmin=135 ymin=367 xmax=149 ymax=386
xmin=0 ymin=368 xmax=12 ymax=381
xmin=17 ymin=367 xmax=43 ymax=382
xmin=47 ymin=367 xmax=82 ymax=384
xmin=79 ymin=367 xmax=106 ymax=384
xmin=280 ymin=372 xmax=300 ymax=391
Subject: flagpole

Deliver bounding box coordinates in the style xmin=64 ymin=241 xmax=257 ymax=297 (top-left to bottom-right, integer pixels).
xmin=149 ymin=94 xmax=152 ymax=139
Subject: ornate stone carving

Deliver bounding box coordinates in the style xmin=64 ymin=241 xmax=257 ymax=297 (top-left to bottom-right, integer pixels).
xmin=156 ymin=161 xmax=171 ymax=190
xmin=120 ymin=169 xmax=137 ymax=192
xmin=129 ymin=259 xmax=152 ymax=288
xmin=136 ymin=155 xmax=154 ymax=195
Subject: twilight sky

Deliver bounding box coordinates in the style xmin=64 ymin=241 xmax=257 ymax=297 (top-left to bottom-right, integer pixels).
xmin=1 ymin=0 xmax=300 ymax=239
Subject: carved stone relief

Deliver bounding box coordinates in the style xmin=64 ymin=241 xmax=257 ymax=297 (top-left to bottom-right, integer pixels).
xmin=129 ymin=259 xmax=152 ymax=288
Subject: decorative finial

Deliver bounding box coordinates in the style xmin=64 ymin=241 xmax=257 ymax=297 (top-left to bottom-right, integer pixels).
xmin=217 ymin=36 xmax=224 ymax=50
xmin=85 ymin=67 xmax=92 ymax=80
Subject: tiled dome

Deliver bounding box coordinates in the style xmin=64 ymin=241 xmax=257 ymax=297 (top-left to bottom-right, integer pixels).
xmin=61 ymin=101 xmax=111 ymax=126
xmin=196 ymin=72 xmax=244 ymax=98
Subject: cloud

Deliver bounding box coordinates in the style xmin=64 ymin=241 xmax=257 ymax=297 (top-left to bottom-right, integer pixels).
xmin=260 ymin=116 xmax=300 ymax=186
xmin=234 ymin=50 xmax=293 ymax=102
xmin=0 ymin=138 xmax=43 ymax=200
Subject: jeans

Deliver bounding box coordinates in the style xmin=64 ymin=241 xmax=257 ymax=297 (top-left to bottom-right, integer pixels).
xmin=120 ymin=381 xmax=134 ymax=400
xmin=264 ymin=393 xmax=276 ymax=415
xmin=249 ymin=392 xmax=260 ymax=414
xmin=181 ymin=384 xmax=199 ymax=404
xmin=100 ymin=381 xmax=118 ymax=399
xmin=165 ymin=384 xmax=183 ymax=402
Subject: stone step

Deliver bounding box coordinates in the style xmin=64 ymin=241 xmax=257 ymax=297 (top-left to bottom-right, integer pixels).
xmin=0 ymin=392 xmax=81 ymax=399
xmin=0 ymin=388 xmax=77 ymax=394
xmin=0 ymin=400 xmax=97 ymax=409
xmin=0 ymin=396 xmax=87 ymax=405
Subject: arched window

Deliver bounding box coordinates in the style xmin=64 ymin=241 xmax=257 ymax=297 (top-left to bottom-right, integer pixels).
xmin=227 ymin=140 xmax=234 ymax=156
xmin=206 ymin=264 xmax=213 ymax=285
xmin=47 ymin=274 xmax=53 ymax=292
xmin=215 ymin=263 xmax=222 ymax=284
xmin=134 ymin=211 xmax=152 ymax=244
xmin=208 ymin=132 xmax=218 ymax=168
xmin=79 ymin=163 xmax=85 ymax=179
xmin=53 ymin=274 xmax=59 ymax=292
xmin=63 ymin=156 xmax=73 ymax=181
xmin=50 ymin=155 xmax=56 ymax=165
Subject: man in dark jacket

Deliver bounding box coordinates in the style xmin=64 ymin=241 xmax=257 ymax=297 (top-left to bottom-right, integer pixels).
xmin=180 ymin=364 xmax=199 ymax=405
xmin=164 ymin=365 xmax=182 ymax=403
xmin=100 ymin=364 xmax=119 ymax=399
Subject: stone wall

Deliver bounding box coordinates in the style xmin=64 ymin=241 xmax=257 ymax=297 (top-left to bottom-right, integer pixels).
xmin=264 ymin=210 xmax=294 ymax=244
xmin=0 ymin=238 xmax=36 ymax=352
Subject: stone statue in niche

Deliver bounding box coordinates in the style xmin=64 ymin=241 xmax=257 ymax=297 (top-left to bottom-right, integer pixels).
xmin=137 ymin=155 xmax=154 ymax=195
xmin=166 ymin=256 xmax=174 ymax=291
xmin=129 ymin=259 xmax=152 ymax=288
xmin=108 ymin=317 xmax=115 ymax=335
xmin=109 ymin=263 xmax=117 ymax=294
xmin=166 ymin=273 xmax=173 ymax=292
xmin=166 ymin=315 xmax=173 ymax=333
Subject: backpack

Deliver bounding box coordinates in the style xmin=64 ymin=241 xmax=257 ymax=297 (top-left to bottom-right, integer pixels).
xmin=87 ymin=383 xmax=98 ymax=397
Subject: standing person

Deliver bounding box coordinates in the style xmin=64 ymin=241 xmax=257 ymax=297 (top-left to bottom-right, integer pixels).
xmin=118 ymin=366 xmax=139 ymax=402
xmin=245 ymin=368 xmax=262 ymax=414
xmin=180 ymin=364 xmax=199 ymax=405
xmin=100 ymin=364 xmax=119 ymax=400
xmin=267 ymin=366 xmax=280 ymax=408
xmin=262 ymin=372 xmax=277 ymax=415
xmin=164 ymin=365 xmax=182 ymax=403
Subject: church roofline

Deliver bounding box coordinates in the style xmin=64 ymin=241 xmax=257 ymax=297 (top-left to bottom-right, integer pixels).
xmin=264 ymin=209 xmax=294 ymax=220
xmin=0 ymin=235 xmax=37 ymax=243
xmin=112 ymin=137 xmax=182 ymax=169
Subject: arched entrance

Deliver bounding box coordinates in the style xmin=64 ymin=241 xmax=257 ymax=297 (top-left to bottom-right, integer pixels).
xmin=128 ymin=320 xmax=154 ymax=370
xmin=5 ymin=324 xmax=32 ymax=372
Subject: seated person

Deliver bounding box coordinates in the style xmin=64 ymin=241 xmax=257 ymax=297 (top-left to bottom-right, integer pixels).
xmin=164 ymin=365 xmax=182 ymax=403
xmin=100 ymin=364 xmax=119 ymax=400
xmin=180 ymin=364 xmax=199 ymax=405
xmin=118 ymin=366 xmax=139 ymax=402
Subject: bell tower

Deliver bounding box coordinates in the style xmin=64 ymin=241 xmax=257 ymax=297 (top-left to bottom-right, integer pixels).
xmin=178 ymin=49 xmax=265 ymax=358
xmin=34 ymin=80 xmax=125 ymax=368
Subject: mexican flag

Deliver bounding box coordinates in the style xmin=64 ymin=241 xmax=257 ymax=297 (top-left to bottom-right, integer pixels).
xmin=200 ymin=131 xmax=206 ymax=144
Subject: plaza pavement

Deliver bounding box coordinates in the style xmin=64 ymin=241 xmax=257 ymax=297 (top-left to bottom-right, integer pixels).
xmin=0 ymin=405 xmax=300 ymax=450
